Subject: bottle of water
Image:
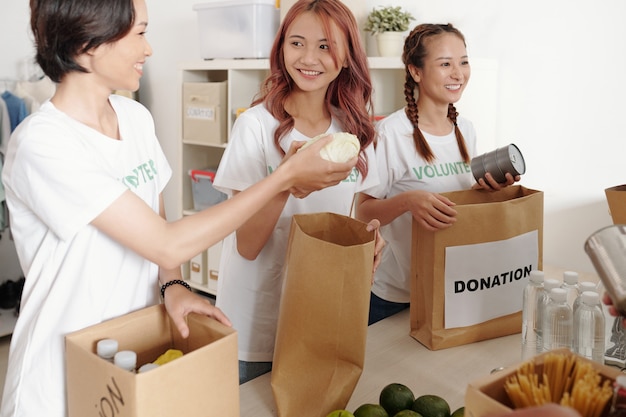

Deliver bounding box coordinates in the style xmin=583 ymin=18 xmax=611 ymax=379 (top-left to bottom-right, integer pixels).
xmin=573 ymin=291 xmax=605 ymax=363
xmin=521 ymin=270 xmax=544 ymax=360
xmin=542 ymin=288 xmax=573 ymax=352
xmin=114 ymin=350 xmax=137 ymax=372
xmin=96 ymin=338 xmax=118 ymax=363
xmin=572 ymin=281 xmax=598 ymax=315
xmin=561 ymin=270 xmax=579 ymax=308
xmin=537 ymin=278 xmax=561 ymax=352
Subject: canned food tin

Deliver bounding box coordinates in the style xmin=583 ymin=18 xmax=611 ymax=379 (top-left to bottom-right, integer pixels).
xmin=470 ymin=143 xmax=526 ymax=184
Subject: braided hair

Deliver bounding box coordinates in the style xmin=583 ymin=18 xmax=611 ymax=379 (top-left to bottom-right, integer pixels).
xmin=402 ymin=23 xmax=470 ymax=164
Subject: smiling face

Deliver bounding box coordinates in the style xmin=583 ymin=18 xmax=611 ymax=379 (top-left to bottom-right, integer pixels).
xmin=410 ymin=32 xmax=471 ymax=106
xmin=87 ymin=0 xmax=152 ymax=92
xmin=282 ymin=11 xmax=347 ymax=96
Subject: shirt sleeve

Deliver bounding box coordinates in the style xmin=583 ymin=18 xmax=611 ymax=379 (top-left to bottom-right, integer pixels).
xmin=213 ymin=110 xmax=272 ymax=196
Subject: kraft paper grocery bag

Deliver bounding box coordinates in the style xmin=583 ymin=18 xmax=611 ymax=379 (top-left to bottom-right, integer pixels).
xmin=605 ymin=185 xmax=626 ymax=224
xmin=410 ymin=185 xmax=544 ymax=350
xmin=271 ymin=212 xmax=375 ymax=417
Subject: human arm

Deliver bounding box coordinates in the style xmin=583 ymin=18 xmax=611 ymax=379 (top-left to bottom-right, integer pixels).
xmin=366 ymin=219 xmax=385 ymax=274
xmin=154 ymin=197 xmax=232 ymax=335
xmin=234 ymin=140 xmax=304 ymax=260
xmin=91 ymin=135 xmax=355 ymax=269
xmin=602 ymin=292 xmax=626 ymax=326
xmin=234 ymin=188 xmax=289 ymax=260
xmin=356 ymin=190 xmax=457 ymax=232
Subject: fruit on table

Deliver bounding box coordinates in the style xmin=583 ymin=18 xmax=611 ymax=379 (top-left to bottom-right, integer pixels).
xmin=353 ymin=383 xmax=460 ymax=417
xmin=451 ymin=407 xmax=464 ymax=417
xmin=393 ymin=411 xmax=422 ymax=417
xmin=354 ymin=403 xmax=389 ymax=417
xmin=326 ymin=410 xmax=355 ymax=417
xmin=411 ymin=394 xmax=451 ymax=417
xmin=379 ymin=383 xmax=416 ymax=417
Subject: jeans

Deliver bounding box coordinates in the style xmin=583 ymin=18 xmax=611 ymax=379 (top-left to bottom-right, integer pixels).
xmin=368 ymin=292 xmax=409 ymax=325
xmin=239 ymin=360 xmax=272 ymax=385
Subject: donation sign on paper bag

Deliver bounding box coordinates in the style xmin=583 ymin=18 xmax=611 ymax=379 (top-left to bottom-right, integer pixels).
xmin=444 ymin=230 xmax=538 ymax=328
xmin=411 ymin=186 xmax=544 ymax=350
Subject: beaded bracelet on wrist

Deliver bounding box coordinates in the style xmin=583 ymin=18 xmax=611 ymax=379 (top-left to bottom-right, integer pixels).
xmin=160 ymin=279 xmax=192 ymax=299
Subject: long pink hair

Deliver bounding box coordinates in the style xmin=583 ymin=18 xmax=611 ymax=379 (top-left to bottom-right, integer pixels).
xmin=251 ymin=0 xmax=374 ymax=177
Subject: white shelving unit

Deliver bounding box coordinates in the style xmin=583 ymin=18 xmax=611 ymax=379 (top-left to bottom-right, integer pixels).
xmin=177 ymin=57 xmax=405 ymax=296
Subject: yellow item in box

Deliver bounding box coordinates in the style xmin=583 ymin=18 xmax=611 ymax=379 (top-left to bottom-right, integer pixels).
xmin=153 ymin=348 xmax=183 ymax=366
xmin=65 ymin=304 xmax=239 ymax=417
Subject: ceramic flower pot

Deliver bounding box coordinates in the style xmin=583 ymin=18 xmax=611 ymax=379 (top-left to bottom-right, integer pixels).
xmin=376 ymin=31 xmax=405 ymax=57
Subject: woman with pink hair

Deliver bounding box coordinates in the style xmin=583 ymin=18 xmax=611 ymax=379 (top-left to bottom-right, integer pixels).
xmin=213 ymin=0 xmax=383 ymax=384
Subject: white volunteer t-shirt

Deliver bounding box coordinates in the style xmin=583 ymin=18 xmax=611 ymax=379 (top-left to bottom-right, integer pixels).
xmin=214 ymin=104 xmax=378 ymax=362
xmin=0 ymin=95 xmax=171 ymax=417
xmin=363 ymin=108 xmax=477 ymax=304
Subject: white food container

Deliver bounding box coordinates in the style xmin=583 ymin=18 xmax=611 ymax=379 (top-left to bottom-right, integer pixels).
xmin=193 ymin=0 xmax=280 ymax=59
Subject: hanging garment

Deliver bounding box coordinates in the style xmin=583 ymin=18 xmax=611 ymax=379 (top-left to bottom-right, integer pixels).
xmin=0 ymin=98 xmax=10 ymax=156
xmin=1 ymin=91 xmax=28 ymax=132
xmin=0 ymin=157 xmax=5 ymax=231
xmin=15 ymin=77 xmax=56 ymax=113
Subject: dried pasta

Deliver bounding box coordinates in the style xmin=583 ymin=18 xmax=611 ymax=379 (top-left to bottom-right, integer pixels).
xmin=503 ymin=352 xmax=613 ymax=417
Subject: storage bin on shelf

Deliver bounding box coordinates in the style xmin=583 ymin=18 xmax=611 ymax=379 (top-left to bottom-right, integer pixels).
xmin=192 ymin=0 xmax=280 ymax=59
xmin=182 ymin=81 xmax=227 ymax=145
xmin=188 ymin=168 xmax=227 ymax=211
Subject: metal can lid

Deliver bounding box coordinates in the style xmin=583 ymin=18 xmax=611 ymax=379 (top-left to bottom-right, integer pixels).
xmin=507 ymin=144 xmax=526 ymax=175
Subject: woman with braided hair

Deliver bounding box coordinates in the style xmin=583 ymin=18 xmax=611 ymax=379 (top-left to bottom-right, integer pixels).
xmin=356 ymin=23 xmax=520 ymax=325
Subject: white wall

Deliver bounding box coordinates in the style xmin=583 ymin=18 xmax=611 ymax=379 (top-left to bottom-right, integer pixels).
xmin=1 ymin=0 xmax=625 ymax=277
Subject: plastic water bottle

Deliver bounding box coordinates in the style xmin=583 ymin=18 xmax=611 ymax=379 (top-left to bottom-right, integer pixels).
xmin=521 ymin=270 xmax=544 ymax=360
xmin=572 ymin=281 xmax=598 ymax=315
xmin=138 ymin=362 xmax=159 ymax=373
xmin=573 ymin=291 xmax=605 ymax=363
xmin=96 ymin=338 xmax=118 ymax=363
xmin=561 ymin=270 xmax=579 ymax=308
xmin=542 ymin=288 xmax=573 ymax=352
xmin=537 ymin=278 xmax=561 ymax=352
xmin=114 ymin=350 xmax=137 ymax=372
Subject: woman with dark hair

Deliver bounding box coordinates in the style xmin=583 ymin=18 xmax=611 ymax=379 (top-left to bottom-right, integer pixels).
xmin=213 ymin=0 xmax=383 ymax=384
xmin=356 ymin=23 xmax=519 ymax=325
xmin=1 ymin=0 xmax=357 ymax=415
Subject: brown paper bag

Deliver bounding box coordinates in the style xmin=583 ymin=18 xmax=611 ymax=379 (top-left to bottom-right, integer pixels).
xmin=271 ymin=212 xmax=375 ymax=417
xmin=605 ymin=184 xmax=626 ymax=224
xmin=410 ymin=185 xmax=544 ymax=350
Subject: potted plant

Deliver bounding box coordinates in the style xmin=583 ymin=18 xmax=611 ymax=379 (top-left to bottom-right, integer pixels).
xmin=364 ymin=6 xmax=415 ymax=57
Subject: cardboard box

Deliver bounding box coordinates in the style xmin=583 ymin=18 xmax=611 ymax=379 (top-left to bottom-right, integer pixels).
xmin=183 ymin=82 xmax=227 ymax=145
xmin=465 ymin=349 xmax=621 ymax=417
xmin=207 ymin=242 xmax=222 ymax=293
xmin=189 ymin=250 xmax=207 ymax=285
xmin=605 ymin=184 xmax=626 ymax=224
xmin=66 ymin=304 xmax=239 ymax=417
xmin=193 ymin=0 xmax=280 ymax=59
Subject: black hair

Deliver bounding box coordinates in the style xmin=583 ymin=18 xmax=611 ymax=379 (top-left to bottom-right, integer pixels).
xmin=30 ymin=0 xmax=136 ymax=83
